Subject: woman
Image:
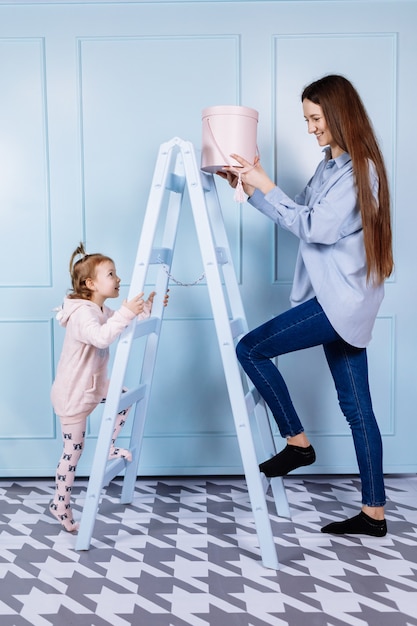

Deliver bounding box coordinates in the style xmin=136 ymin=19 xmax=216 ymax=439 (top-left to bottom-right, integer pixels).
xmin=219 ymin=74 xmax=393 ymax=536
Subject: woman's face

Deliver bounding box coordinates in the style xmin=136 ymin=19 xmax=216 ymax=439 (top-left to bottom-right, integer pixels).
xmin=302 ymin=99 xmax=344 ymax=158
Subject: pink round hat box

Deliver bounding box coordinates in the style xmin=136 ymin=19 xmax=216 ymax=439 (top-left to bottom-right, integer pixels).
xmin=201 ymin=105 xmax=259 ymax=173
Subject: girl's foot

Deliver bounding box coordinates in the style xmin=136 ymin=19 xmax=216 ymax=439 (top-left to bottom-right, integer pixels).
xmin=49 ymin=501 xmax=79 ymax=532
xmin=108 ymin=446 xmax=132 ymax=462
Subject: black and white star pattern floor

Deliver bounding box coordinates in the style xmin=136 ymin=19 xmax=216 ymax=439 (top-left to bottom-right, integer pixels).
xmin=1 ymin=474 xmax=417 ymax=626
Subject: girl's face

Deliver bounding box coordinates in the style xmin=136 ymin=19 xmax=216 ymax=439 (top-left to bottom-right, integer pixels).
xmin=88 ymin=260 xmax=121 ymax=307
xmin=302 ymin=99 xmax=344 ymax=158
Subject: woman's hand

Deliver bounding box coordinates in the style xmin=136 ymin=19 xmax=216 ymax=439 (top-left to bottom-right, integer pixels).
xmin=218 ymin=154 xmax=276 ymax=197
xmin=216 ymin=168 xmax=255 ymax=198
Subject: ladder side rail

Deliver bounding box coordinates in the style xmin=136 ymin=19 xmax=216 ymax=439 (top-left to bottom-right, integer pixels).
xmin=137 ymin=152 xmax=185 ymax=389
xmin=76 ymin=323 xmax=138 ymax=550
xmin=202 ymin=176 xmax=274 ymax=454
xmin=121 ymin=149 xmax=186 ymax=503
xmin=193 ymin=212 xmax=279 ymax=568
xmin=76 ymin=138 xmax=182 ymax=549
xmin=120 ymin=327 xmax=163 ymax=504
xmin=269 ymin=476 xmax=291 ymax=519
xmin=202 ymin=171 xmax=289 ymax=518
xmin=203 ymin=175 xmax=278 ymax=460
xmin=201 ymin=173 xmax=248 ymax=327
xmin=248 ymin=381 xmax=291 ymax=516
xmin=127 ymin=139 xmax=180 ymax=298
xmin=181 ymin=142 xmax=279 ymax=569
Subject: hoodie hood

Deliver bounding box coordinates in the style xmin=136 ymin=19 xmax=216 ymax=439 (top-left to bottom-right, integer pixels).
xmin=54 ymin=297 xmax=98 ymax=327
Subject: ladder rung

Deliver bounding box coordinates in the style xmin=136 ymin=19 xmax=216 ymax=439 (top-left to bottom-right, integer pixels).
xmin=133 ymin=317 xmax=159 ymax=339
xmin=150 ymin=247 xmax=173 ymax=265
xmin=230 ymin=317 xmax=246 ymax=339
xmin=245 ymin=387 xmax=261 ymax=414
xmin=167 ymin=172 xmax=185 ymax=193
xmin=102 ymin=458 xmax=126 ymax=486
xmin=260 ymin=472 xmax=270 ymax=494
xmin=118 ymin=385 xmax=147 ymax=412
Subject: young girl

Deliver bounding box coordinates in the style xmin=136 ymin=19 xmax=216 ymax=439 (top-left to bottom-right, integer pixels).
xmin=50 ymin=242 xmax=161 ymax=532
xmin=219 ymin=74 xmax=393 ymax=537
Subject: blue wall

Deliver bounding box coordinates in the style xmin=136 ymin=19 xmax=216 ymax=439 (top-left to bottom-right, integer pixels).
xmin=0 ymin=0 xmax=416 ymax=476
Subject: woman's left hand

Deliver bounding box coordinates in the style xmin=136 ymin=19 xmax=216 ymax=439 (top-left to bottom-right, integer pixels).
xmin=216 ymin=166 xmax=255 ymax=198
xmin=224 ymin=154 xmax=276 ymax=196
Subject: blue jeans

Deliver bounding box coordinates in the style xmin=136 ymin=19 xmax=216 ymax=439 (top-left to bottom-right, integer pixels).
xmin=236 ymin=297 xmax=385 ymax=507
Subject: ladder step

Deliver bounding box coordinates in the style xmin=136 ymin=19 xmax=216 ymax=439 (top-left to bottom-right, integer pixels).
xmin=102 ymin=458 xmax=127 ymax=486
xmin=166 ymin=172 xmax=186 ymax=193
xmin=117 ymin=385 xmax=147 ymax=412
xmin=132 ymin=317 xmax=160 ymax=339
xmin=102 ymin=443 xmax=138 ymax=487
xmin=245 ymin=387 xmax=261 ymax=414
xmin=149 ymin=247 xmax=173 ymax=265
xmin=230 ymin=317 xmax=246 ymax=340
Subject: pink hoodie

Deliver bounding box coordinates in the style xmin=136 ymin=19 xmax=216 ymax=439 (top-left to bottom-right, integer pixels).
xmin=51 ymin=297 xmax=150 ymax=420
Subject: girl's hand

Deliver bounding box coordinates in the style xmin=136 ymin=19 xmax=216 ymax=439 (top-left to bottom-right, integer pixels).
xmin=123 ymin=293 xmax=145 ymax=316
xmin=124 ymin=290 xmax=169 ymax=318
xmin=146 ymin=290 xmax=170 ymax=309
xmin=145 ymin=291 xmax=156 ymax=307
xmin=141 ymin=291 xmax=156 ymax=318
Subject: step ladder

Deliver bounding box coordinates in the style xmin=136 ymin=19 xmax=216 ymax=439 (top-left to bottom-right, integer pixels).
xmin=76 ymin=137 xmax=290 ymax=569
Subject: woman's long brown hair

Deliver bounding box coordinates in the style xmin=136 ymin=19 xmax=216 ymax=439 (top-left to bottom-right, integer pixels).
xmin=302 ymin=74 xmax=393 ymax=283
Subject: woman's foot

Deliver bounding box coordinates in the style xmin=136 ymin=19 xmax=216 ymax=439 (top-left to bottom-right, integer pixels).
xmin=259 ymin=444 xmax=316 ymax=477
xmin=321 ymin=511 xmax=387 ymax=537
xmin=108 ymin=446 xmax=132 ymax=462
xmin=49 ymin=501 xmax=79 ymax=532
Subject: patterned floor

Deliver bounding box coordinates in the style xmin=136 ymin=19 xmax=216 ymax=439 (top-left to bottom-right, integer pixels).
xmin=1 ymin=475 xmax=417 ymax=626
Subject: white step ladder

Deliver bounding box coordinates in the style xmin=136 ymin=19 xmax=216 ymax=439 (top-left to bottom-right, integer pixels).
xmin=76 ymin=137 xmax=290 ymax=569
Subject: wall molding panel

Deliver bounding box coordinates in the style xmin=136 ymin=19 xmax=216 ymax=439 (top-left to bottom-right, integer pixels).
xmin=0 ymin=319 xmax=55 ymax=439
xmin=0 ymin=37 xmax=51 ymax=287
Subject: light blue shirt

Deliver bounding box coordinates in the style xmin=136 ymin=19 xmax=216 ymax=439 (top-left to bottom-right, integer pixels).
xmin=249 ymin=149 xmax=384 ymax=347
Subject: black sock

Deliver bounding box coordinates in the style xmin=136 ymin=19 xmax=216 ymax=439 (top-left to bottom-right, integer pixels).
xmin=259 ymin=444 xmax=316 ymax=477
xmin=321 ymin=511 xmax=387 ymax=537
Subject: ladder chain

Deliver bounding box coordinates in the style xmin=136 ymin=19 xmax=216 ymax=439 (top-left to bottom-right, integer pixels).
xmin=157 ymin=255 xmax=205 ymax=287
